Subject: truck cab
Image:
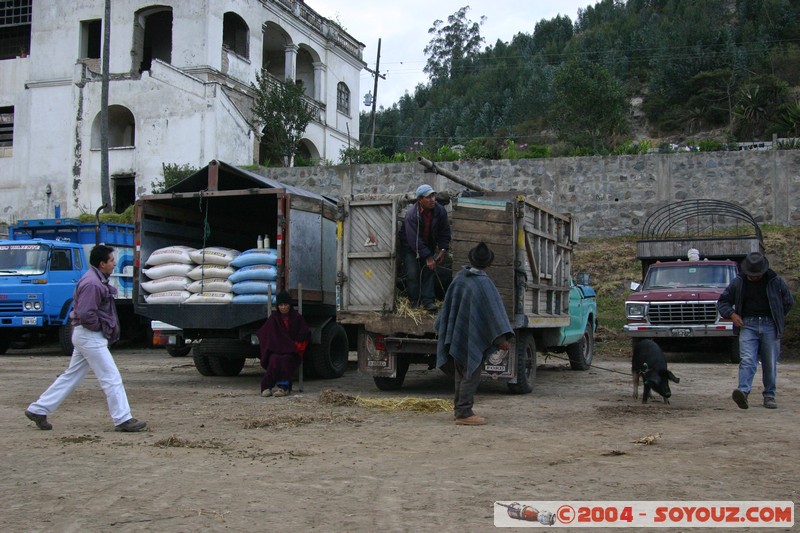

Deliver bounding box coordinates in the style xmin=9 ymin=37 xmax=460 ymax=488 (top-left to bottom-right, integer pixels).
xmin=0 ymin=240 xmax=85 ymax=354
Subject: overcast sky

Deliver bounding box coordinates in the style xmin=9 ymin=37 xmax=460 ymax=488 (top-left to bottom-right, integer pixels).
xmin=309 ymin=0 xmax=593 ymax=108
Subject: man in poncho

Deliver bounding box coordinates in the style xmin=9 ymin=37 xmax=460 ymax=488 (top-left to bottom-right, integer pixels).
xmin=435 ymin=242 xmax=513 ymax=425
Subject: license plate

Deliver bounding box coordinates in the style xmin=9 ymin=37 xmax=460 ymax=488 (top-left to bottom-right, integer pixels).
xmin=22 ymin=317 xmax=37 ymax=325
xmin=671 ymin=328 xmax=691 ymax=337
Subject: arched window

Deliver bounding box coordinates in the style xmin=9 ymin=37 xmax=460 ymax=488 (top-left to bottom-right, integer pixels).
xmin=91 ymin=105 xmax=135 ymax=149
xmin=222 ymin=12 xmax=249 ymax=58
xmin=337 ymin=82 xmax=350 ymax=115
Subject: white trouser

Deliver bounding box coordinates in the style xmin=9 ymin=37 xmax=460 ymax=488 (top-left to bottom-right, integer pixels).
xmin=27 ymin=326 xmax=132 ymax=425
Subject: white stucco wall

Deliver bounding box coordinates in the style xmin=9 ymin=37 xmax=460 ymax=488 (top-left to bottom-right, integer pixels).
xmin=0 ymin=0 xmax=364 ymax=222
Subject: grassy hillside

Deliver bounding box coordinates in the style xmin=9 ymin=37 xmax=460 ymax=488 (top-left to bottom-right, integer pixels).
xmin=574 ymin=225 xmax=800 ymax=358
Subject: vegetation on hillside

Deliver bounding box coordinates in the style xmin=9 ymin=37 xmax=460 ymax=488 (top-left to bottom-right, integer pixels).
xmin=353 ymin=0 xmax=800 ymax=163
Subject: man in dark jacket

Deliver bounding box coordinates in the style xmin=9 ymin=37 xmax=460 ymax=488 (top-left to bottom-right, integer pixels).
xmin=25 ymin=245 xmax=147 ymax=432
xmin=718 ymin=252 xmax=793 ymax=410
xmin=435 ymin=242 xmax=513 ymax=425
xmin=399 ymin=184 xmax=451 ymax=311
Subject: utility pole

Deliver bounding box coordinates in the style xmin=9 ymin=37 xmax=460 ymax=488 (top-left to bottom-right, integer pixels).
xmin=100 ymin=0 xmax=111 ymax=212
xmin=365 ymin=38 xmax=385 ymax=148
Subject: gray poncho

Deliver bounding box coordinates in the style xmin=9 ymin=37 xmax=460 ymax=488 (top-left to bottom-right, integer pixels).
xmin=435 ymin=266 xmax=514 ymax=375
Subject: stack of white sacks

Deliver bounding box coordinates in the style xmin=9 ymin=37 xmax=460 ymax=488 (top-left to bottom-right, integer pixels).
xmin=141 ymin=245 xmax=195 ymax=303
xmin=229 ymin=248 xmax=279 ymax=303
xmin=184 ymin=246 xmax=240 ymax=303
xmin=142 ymin=245 xmax=279 ymax=304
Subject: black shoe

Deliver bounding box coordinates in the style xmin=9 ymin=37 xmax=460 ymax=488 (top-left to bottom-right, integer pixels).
xmin=115 ymin=418 xmax=147 ymax=432
xmin=25 ymin=410 xmax=52 ymax=430
xmin=423 ymin=303 xmax=438 ymax=312
xmin=732 ymin=389 xmax=749 ymax=409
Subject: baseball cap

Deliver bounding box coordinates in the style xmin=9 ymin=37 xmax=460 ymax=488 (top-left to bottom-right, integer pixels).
xmin=415 ymin=184 xmax=436 ymax=198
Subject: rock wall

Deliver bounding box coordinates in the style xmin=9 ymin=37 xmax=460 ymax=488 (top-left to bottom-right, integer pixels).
xmin=258 ymin=150 xmax=800 ymax=237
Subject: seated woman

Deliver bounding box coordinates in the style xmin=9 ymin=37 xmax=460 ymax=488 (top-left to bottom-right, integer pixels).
xmin=256 ymin=291 xmax=311 ymax=397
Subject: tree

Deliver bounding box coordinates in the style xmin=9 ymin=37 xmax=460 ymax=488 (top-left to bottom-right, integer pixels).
xmin=550 ymin=58 xmax=630 ymax=151
xmin=423 ymin=6 xmax=486 ymax=82
xmin=250 ymin=70 xmax=315 ymax=167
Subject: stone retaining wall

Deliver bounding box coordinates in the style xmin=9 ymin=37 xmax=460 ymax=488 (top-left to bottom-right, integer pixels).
xmin=258 ymin=150 xmax=800 ymax=238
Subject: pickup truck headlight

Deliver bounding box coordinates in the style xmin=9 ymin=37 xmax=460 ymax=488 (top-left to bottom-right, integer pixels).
xmin=626 ymin=302 xmax=647 ymax=318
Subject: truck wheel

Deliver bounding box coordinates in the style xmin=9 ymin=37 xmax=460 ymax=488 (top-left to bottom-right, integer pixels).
xmin=209 ymin=355 xmax=246 ymax=377
xmin=566 ymin=324 xmax=594 ymax=370
xmin=507 ymin=332 xmax=536 ymax=394
xmin=58 ymin=323 xmax=75 ymax=356
xmin=729 ymin=338 xmax=741 ymax=364
xmin=373 ymin=359 xmax=410 ymax=391
xmin=192 ymin=353 xmax=215 ymax=376
xmin=0 ymin=336 xmax=10 ymax=355
xmin=166 ymin=343 xmax=192 ymax=357
xmin=308 ymin=323 xmax=349 ymax=379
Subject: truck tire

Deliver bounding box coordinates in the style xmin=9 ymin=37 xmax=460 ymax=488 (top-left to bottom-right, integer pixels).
xmin=192 ymin=339 xmax=255 ymax=376
xmin=308 ymin=322 xmax=349 ymax=379
xmin=729 ymin=338 xmax=741 ymax=364
xmin=192 ymin=353 xmax=215 ymax=376
xmin=208 ymin=355 xmax=246 ymax=377
xmin=166 ymin=343 xmax=192 ymax=357
xmin=58 ymin=323 xmax=75 ymax=356
xmin=566 ymin=324 xmax=594 ymax=370
xmin=507 ymin=332 xmax=536 ymax=394
xmin=373 ymin=359 xmax=410 ymax=391
xmin=0 ymin=336 xmax=10 ymax=355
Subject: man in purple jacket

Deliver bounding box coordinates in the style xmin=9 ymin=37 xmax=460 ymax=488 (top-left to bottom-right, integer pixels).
xmin=399 ymin=184 xmax=451 ymax=311
xmin=25 ymin=245 xmax=147 ymax=432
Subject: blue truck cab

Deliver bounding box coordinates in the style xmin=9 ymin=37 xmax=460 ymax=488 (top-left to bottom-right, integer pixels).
xmin=0 ymin=218 xmax=134 ymax=355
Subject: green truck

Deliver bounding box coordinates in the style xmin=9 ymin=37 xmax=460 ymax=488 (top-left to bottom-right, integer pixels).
xmin=335 ymin=190 xmax=598 ymax=393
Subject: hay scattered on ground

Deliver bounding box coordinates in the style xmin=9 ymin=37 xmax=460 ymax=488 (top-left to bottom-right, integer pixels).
xmin=318 ymin=389 xmax=451 ymax=413
xmin=633 ymin=433 xmax=661 ymax=445
xmin=243 ymin=412 xmax=361 ymax=429
xmin=154 ymin=435 xmax=225 ymax=449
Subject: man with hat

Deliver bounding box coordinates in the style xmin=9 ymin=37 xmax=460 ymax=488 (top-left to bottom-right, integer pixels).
xmin=399 ymin=183 xmax=451 ymax=311
xmin=435 ymin=242 xmax=514 ymax=425
xmin=718 ymin=252 xmax=793 ymax=409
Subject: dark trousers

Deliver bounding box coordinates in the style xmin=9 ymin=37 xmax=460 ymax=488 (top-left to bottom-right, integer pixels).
xmin=402 ymin=248 xmax=435 ymax=307
xmin=453 ymin=356 xmax=485 ymax=419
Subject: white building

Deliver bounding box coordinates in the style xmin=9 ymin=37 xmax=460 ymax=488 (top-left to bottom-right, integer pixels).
xmin=0 ymin=0 xmax=364 ymax=220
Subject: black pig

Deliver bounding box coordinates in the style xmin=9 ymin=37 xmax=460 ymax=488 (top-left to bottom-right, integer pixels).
xmin=631 ymin=339 xmax=680 ymax=404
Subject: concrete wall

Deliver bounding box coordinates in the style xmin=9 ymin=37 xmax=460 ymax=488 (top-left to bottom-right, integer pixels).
xmin=259 ymin=150 xmax=800 ymax=238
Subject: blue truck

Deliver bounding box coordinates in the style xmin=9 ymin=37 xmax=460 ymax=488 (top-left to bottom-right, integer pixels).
xmin=0 ymin=218 xmax=136 ymax=355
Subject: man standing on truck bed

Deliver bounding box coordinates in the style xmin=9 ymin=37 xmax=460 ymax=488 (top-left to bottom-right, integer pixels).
xmin=435 ymin=242 xmax=513 ymax=425
xmin=24 ymin=245 xmax=147 ymax=432
xmin=718 ymin=252 xmax=793 ymax=410
xmin=399 ymin=184 xmax=451 ymax=312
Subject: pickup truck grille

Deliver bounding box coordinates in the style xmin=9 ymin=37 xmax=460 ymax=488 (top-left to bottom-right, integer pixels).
xmin=647 ymin=302 xmax=718 ymax=325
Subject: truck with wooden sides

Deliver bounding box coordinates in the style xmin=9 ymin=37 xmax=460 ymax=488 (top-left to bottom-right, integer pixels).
xmin=623 ymin=199 xmax=764 ymax=362
xmin=336 ymin=176 xmax=598 ymax=393
xmin=0 ymin=217 xmax=136 ymax=355
xmin=133 ymin=160 xmax=349 ymax=378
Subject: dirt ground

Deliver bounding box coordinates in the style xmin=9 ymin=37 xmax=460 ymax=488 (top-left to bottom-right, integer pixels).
xmin=1 ymin=342 xmax=798 ymax=533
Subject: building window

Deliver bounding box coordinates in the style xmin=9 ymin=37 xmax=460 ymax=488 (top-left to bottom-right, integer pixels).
xmin=0 ymin=0 xmax=32 ymax=60
xmin=91 ymin=105 xmax=136 ymax=149
xmin=0 ymin=106 xmax=13 ymax=156
xmin=337 ymin=82 xmax=350 ymax=115
xmin=80 ymin=19 xmax=101 ymax=59
xmin=133 ymin=7 xmax=172 ymax=72
xmin=222 ymin=12 xmax=248 ymax=58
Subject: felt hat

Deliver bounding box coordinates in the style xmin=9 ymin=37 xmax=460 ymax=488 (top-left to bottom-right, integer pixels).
xmin=276 ymin=290 xmax=293 ymax=305
xmin=741 ymin=252 xmax=769 ymax=276
xmin=468 ymin=242 xmax=494 ymax=269
xmin=415 ymin=184 xmax=436 ymax=198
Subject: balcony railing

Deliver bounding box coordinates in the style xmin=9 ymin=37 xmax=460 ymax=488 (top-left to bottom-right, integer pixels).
xmin=264 ymin=0 xmax=363 ymax=61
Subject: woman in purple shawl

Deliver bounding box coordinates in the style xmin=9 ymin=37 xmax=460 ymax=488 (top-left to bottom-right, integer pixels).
xmin=256 ymin=291 xmax=311 ymax=397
